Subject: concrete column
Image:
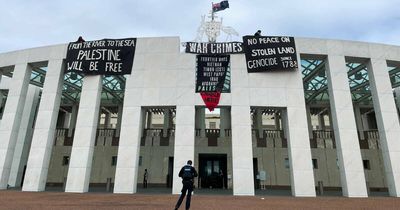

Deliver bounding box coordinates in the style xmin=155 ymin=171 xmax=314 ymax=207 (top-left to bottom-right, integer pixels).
xmin=231 ymin=105 xmax=254 ymax=195
xmin=219 ymin=107 xmax=227 ymax=137
xmin=305 ymin=106 xmax=313 ymax=137
xmin=226 ymin=108 xmax=231 ymax=129
xmin=8 ymin=86 xmax=40 ymax=187
xmin=282 ymin=110 xmax=289 ymax=139
xmin=367 ymin=58 xmax=400 ymax=197
xmin=195 ymin=108 xmax=206 ymax=137
xmin=113 ymin=73 xmax=144 ymax=194
xmin=113 ymin=105 xmax=143 ymax=193
xmin=163 ymin=108 xmax=170 ymax=137
xmin=97 ymin=111 xmax=102 ymax=128
xmin=104 ymin=113 xmax=111 ymax=129
xmin=255 ymin=108 xmax=263 ymax=137
xmin=21 ymin=60 xmax=64 ymax=191
xmin=318 ymin=114 xmax=325 ymax=130
xmin=172 ymin=106 xmax=195 ymax=194
xmin=169 ymin=110 xmax=174 ymax=128
xmin=63 ymin=112 xmax=71 ymax=128
xmin=327 ymin=109 xmax=334 ymax=130
xmin=353 ymin=105 xmax=365 ymax=140
xmin=325 ymin=55 xmax=367 ymax=197
xmin=0 ymin=63 xmax=32 ymax=189
xmin=146 ymin=111 xmax=152 ymax=129
xmin=65 ymin=75 xmax=102 ymax=193
xmin=115 ymin=105 xmax=123 ymax=137
xmin=284 ymin=106 xmax=316 ymax=196
xmin=284 ymin=48 xmax=316 ymax=196
xmin=274 ymin=112 xmax=281 ymax=130
xmin=361 ymin=114 xmax=370 ymax=130
xmin=68 ymin=105 xmax=78 ymax=137
xmin=281 ymin=110 xmax=288 ymax=139
xmin=200 ymin=108 xmax=206 ymax=137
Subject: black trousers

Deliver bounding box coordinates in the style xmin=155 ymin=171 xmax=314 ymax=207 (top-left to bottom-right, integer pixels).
xmin=175 ymin=180 xmax=193 ymax=210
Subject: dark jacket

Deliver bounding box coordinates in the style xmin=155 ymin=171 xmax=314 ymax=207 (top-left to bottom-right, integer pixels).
xmin=178 ymin=165 xmax=198 ymax=181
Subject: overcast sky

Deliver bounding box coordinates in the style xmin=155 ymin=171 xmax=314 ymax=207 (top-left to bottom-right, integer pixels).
xmin=1 ymin=0 xmax=399 ymax=53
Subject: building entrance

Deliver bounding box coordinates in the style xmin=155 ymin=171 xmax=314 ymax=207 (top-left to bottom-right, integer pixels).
xmin=198 ymin=154 xmax=227 ymax=189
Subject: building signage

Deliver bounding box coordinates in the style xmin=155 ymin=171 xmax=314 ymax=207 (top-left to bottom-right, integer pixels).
xmin=196 ymin=54 xmax=230 ymax=92
xmin=65 ymin=38 xmax=136 ymax=75
xmin=186 ymin=42 xmax=243 ymax=54
xmin=242 ymin=36 xmax=298 ymax=73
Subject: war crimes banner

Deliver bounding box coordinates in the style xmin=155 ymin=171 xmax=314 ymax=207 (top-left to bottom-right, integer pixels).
xmin=196 ymin=54 xmax=230 ymax=92
xmin=242 ymin=36 xmax=298 ymax=73
xmin=65 ymin=38 xmax=136 ymax=75
xmin=186 ymin=42 xmax=243 ymax=54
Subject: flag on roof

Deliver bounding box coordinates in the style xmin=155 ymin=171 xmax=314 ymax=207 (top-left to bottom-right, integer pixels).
xmin=212 ymin=1 xmax=229 ymax=12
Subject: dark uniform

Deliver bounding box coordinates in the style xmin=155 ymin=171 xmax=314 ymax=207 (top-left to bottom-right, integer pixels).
xmin=175 ymin=164 xmax=198 ymax=210
xmin=143 ymin=169 xmax=148 ymax=188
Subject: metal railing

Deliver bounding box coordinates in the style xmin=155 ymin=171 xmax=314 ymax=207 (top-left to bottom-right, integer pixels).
xmin=55 ymin=128 xmax=68 ymax=137
xmin=143 ymin=128 xmax=163 ymax=137
xmin=97 ymin=129 xmax=116 ymax=137
xmin=264 ymin=130 xmax=284 ymax=138
xmin=364 ymin=130 xmax=379 ymax=140
xmin=224 ymin=129 xmax=231 ymax=137
xmin=313 ymin=130 xmax=334 ymax=139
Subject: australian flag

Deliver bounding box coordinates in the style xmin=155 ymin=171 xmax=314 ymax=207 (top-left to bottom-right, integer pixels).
xmin=212 ymin=1 xmax=229 ymax=12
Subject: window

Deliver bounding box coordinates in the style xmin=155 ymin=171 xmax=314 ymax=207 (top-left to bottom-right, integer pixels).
xmin=139 ymin=156 xmax=143 ymax=166
xmin=0 ymin=90 xmax=9 ymax=120
xmin=62 ymin=156 xmax=70 ymax=166
xmin=209 ymin=122 xmax=216 ymax=129
xmin=111 ymin=156 xmax=117 ymax=166
xmin=284 ymin=158 xmax=289 ymax=169
xmin=0 ymin=105 xmax=4 ymax=120
xmin=312 ymin=159 xmax=318 ymax=169
xmin=363 ymin=160 xmax=371 ymax=170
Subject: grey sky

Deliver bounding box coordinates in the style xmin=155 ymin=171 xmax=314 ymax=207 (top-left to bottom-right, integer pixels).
xmin=1 ymin=0 xmax=399 ymax=53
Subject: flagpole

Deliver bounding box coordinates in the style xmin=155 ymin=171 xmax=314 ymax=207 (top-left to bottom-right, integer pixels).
xmin=211 ymin=2 xmax=215 ymax=21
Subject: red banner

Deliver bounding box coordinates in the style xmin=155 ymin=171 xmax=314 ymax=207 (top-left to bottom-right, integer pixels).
xmin=200 ymin=92 xmax=221 ymax=111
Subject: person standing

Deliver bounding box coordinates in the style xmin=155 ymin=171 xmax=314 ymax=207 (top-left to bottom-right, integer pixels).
xmin=219 ymin=169 xmax=224 ymax=189
xmin=143 ymin=169 xmax=148 ymax=188
xmin=254 ymin=30 xmax=262 ymax=36
xmin=174 ymin=160 xmax=198 ymax=210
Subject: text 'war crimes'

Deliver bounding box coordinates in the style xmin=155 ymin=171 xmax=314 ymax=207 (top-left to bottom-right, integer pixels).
xmin=188 ymin=42 xmax=243 ymax=54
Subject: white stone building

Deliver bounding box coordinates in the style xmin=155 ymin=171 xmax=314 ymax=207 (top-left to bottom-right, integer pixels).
xmin=0 ymin=37 xmax=400 ymax=197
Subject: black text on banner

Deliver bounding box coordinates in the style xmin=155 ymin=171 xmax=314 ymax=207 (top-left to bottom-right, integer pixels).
xmin=242 ymin=36 xmax=298 ymax=73
xmin=196 ymin=54 xmax=230 ymax=92
xmin=65 ymin=38 xmax=137 ymax=75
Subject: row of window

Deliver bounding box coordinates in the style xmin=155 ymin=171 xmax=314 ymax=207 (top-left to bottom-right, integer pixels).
xmin=284 ymin=158 xmax=371 ymax=170
xmin=62 ymin=156 xmax=371 ymax=170
xmin=62 ymin=156 xmax=144 ymax=167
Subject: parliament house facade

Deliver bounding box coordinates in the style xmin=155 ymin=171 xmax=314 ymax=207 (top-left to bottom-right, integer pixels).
xmin=0 ymin=37 xmax=400 ymax=197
